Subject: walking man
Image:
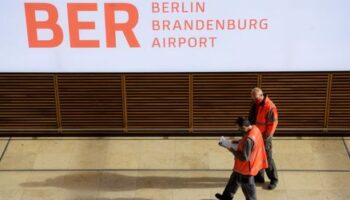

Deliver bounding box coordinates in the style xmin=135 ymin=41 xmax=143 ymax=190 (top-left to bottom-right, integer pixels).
xmin=215 ymin=117 xmax=268 ymax=200
xmin=249 ymin=87 xmax=279 ymax=189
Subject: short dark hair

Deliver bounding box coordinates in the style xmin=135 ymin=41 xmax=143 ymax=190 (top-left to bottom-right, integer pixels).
xmin=236 ymin=117 xmax=251 ymax=127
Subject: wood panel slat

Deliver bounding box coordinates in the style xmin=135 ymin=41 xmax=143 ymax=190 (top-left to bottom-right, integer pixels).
xmin=126 ymin=74 xmax=189 ymax=133
xmin=0 ymin=75 xmax=57 ymax=132
xmin=261 ymin=73 xmax=328 ymax=129
xmin=328 ymin=73 xmax=350 ymax=128
xmin=57 ymin=74 xmax=123 ymax=133
xmin=193 ymin=74 xmax=258 ymax=131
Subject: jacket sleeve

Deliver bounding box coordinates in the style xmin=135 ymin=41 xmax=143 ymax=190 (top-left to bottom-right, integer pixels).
xmin=232 ymin=138 xmax=253 ymax=161
xmin=265 ymin=106 xmax=278 ymax=137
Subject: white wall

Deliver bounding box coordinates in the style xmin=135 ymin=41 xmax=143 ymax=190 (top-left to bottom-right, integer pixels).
xmin=0 ymin=0 xmax=349 ymax=72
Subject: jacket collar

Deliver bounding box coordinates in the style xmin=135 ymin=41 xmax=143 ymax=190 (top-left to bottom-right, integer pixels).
xmin=259 ymin=94 xmax=268 ymax=106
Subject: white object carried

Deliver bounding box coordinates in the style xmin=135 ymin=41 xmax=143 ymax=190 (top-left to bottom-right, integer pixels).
xmin=218 ymin=136 xmax=238 ymax=150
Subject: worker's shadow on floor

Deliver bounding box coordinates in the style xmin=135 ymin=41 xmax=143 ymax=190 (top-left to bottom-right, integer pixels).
xmin=20 ymin=172 xmax=229 ymax=192
xmin=70 ymin=198 xmax=150 ymax=200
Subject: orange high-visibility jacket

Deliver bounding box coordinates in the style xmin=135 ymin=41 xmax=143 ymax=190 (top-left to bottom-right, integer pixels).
xmin=249 ymin=95 xmax=278 ymax=138
xmin=233 ymin=125 xmax=268 ymax=176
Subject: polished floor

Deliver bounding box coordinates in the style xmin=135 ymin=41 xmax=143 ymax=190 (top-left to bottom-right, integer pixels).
xmin=0 ymin=136 xmax=349 ymax=200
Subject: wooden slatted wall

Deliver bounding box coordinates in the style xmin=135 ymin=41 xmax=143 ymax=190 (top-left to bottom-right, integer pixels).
xmin=0 ymin=74 xmax=57 ymax=134
xmin=57 ymin=74 xmax=123 ymax=134
xmin=261 ymin=73 xmax=329 ymax=129
xmin=0 ymin=72 xmax=349 ymax=136
xmin=193 ymin=74 xmax=258 ymax=133
xmin=125 ymin=74 xmax=189 ymax=133
xmin=328 ymin=73 xmax=350 ymax=128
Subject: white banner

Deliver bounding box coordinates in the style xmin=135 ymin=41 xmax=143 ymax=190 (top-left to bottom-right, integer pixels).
xmin=0 ymin=0 xmax=349 ymax=72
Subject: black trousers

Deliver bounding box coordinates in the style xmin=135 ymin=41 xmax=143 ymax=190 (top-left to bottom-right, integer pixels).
xmin=255 ymin=137 xmax=278 ymax=183
xmin=222 ymin=171 xmax=257 ymax=200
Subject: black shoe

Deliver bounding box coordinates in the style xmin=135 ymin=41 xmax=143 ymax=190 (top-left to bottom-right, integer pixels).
xmin=215 ymin=193 xmax=230 ymax=200
xmin=268 ymin=181 xmax=278 ymax=190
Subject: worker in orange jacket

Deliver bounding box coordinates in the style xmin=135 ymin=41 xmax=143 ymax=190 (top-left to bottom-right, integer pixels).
xmin=248 ymin=87 xmax=279 ymax=190
xmin=216 ymin=117 xmax=268 ymax=200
